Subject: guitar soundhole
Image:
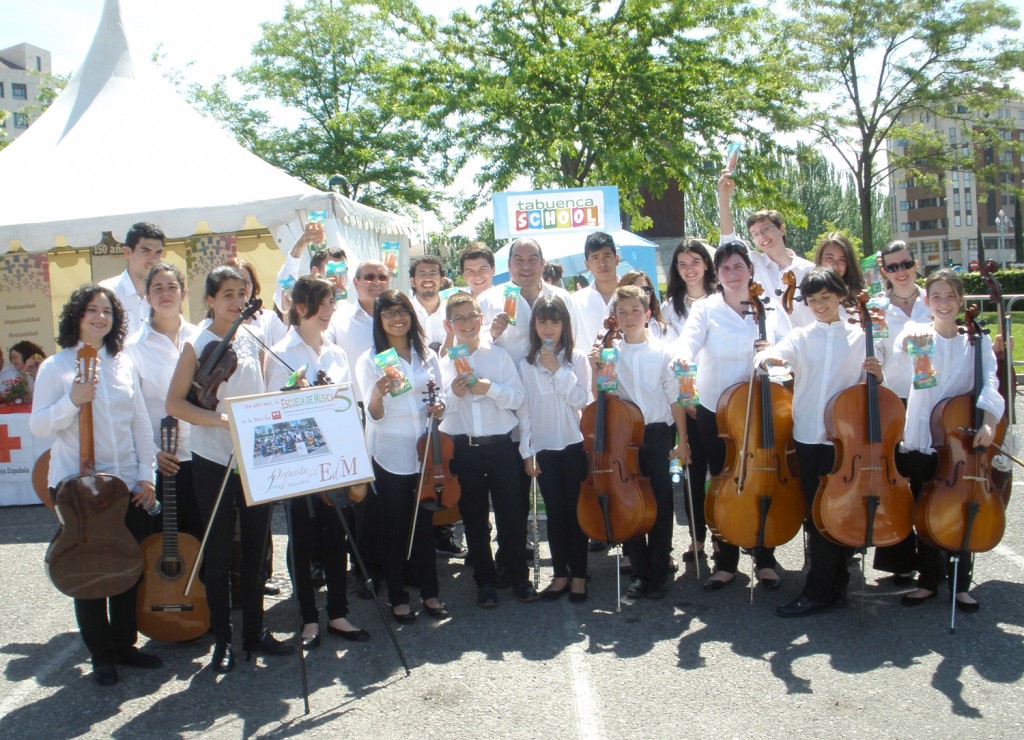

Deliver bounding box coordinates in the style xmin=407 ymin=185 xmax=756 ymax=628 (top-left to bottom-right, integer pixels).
xmin=160 ymin=558 xmax=183 ymax=579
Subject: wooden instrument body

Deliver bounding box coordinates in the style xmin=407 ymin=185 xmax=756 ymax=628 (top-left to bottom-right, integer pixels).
xmin=978 ymin=260 xmax=1013 ymax=506
xmin=814 ymin=382 xmax=914 ymax=547
xmin=415 ymin=381 xmax=461 ymax=513
xmin=916 ymin=393 xmax=1007 ymax=552
xmin=706 ymin=376 xmax=804 ymax=549
xmin=45 ymin=345 xmax=143 ymax=599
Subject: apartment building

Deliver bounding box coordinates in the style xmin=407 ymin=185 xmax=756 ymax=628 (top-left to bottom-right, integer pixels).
xmin=0 ymin=43 xmax=52 ymax=142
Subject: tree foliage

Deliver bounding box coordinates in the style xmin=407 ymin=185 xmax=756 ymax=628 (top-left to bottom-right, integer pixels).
xmin=791 ymin=0 xmax=1024 ymax=252
xmin=425 ymin=0 xmax=809 ymax=230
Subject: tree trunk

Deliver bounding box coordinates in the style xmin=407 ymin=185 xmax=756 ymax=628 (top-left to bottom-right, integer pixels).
xmin=859 ymin=157 xmax=874 ymax=255
xmin=977 ymin=218 xmax=986 ymax=265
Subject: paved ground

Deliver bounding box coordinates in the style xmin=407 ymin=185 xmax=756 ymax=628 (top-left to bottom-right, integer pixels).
xmin=2 ymin=467 xmax=1023 ymax=738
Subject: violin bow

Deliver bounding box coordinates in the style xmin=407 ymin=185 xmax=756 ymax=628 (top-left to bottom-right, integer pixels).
xmin=407 ymin=415 xmax=434 ymax=562
xmin=530 ymin=458 xmax=540 ymax=590
xmin=682 ymin=466 xmax=702 ymax=581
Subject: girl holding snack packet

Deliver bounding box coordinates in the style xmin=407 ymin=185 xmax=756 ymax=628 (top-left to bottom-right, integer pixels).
xmin=891 ymin=270 xmax=1003 ymax=613
xmin=518 ymin=296 xmax=591 ymax=603
xmin=355 ymin=290 xmax=449 ymax=624
xmin=676 ymin=241 xmax=788 ymax=591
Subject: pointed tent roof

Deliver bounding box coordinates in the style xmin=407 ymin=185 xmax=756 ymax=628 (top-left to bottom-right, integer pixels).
xmin=0 ymin=0 xmax=412 ymax=253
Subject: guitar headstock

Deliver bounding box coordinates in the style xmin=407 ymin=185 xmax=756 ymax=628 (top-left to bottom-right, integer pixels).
xmin=159 ymin=415 xmax=179 ymax=456
xmin=76 ymin=344 xmax=99 ymax=384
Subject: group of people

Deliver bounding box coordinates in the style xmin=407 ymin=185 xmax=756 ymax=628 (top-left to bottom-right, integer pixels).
xmin=26 ymin=167 xmax=1008 ymax=686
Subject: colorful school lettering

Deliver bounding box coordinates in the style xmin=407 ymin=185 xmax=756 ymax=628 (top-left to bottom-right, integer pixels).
xmin=513 ymin=197 xmax=600 ymax=232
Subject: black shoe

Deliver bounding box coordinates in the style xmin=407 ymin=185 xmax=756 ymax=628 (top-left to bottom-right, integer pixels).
xmin=758 ymin=570 xmax=781 ymax=591
xmin=515 ymin=582 xmax=540 ymax=603
xmin=328 ymin=624 xmax=371 ymax=641
xmin=392 ymin=608 xmax=416 ymax=624
xmin=115 ymin=647 xmax=163 ymax=669
xmin=477 ymin=584 xmax=498 ymax=608
xmin=540 ymin=582 xmax=570 ymax=602
xmin=436 ymin=538 xmax=468 ymax=559
xmin=702 ymin=574 xmax=734 ymax=592
xmin=776 ymin=595 xmax=830 ymax=618
xmin=263 ymin=578 xmax=282 ymax=596
xmin=901 ymin=590 xmax=937 ymax=607
xmin=955 ymin=596 xmax=981 ymax=614
xmin=243 ymin=628 xmax=295 ymax=657
xmin=310 ymin=564 xmax=326 ymax=589
xmin=302 ymin=632 xmax=321 ymax=650
xmin=626 ymin=578 xmax=647 ymax=599
xmin=212 ymin=642 xmax=234 ymax=673
xmin=646 ymin=580 xmax=668 ymax=600
xmin=588 ymin=539 xmax=607 ymax=552
xmin=423 ymin=602 xmax=451 ymax=620
xmin=92 ymin=662 xmax=119 ymax=686
xmin=568 ymin=587 xmax=588 ymax=604
xmin=892 ymin=572 xmax=916 ymax=587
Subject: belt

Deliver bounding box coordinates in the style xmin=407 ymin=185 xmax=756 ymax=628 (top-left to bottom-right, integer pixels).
xmin=454 ymin=433 xmax=512 ymax=447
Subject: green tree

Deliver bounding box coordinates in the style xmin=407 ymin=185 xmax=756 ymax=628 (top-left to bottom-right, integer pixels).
xmin=189 ymin=0 xmax=443 ymax=215
xmin=790 ymin=0 xmax=1024 ymax=253
xmin=427 ymin=0 xmax=809 ymax=231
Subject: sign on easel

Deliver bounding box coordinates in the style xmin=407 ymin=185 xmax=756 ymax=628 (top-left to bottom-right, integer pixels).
xmin=225 ymin=384 xmax=372 ymax=506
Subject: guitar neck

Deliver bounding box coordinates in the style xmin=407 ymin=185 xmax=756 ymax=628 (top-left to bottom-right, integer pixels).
xmin=79 ymin=401 xmax=96 ymax=476
xmin=162 ymin=475 xmax=180 ymax=558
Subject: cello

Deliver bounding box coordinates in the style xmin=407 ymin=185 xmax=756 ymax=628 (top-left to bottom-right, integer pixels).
xmin=705 ymin=283 xmax=804 ymax=553
xmin=813 ymin=292 xmax=914 ymax=550
xmin=915 ymin=305 xmax=1007 ymax=555
xmin=978 ymin=260 xmax=1015 ymax=506
xmin=45 ymin=344 xmax=144 ymax=599
xmin=136 ymin=416 xmax=211 ymax=641
xmin=577 ymin=318 xmax=657 ymax=548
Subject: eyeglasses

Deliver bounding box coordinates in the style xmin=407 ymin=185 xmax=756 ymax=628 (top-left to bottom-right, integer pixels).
xmin=359 ymin=273 xmax=390 ymax=282
xmin=381 ymin=309 xmax=410 ymax=320
xmin=451 ymin=312 xmax=483 ymax=324
xmin=883 ymin=259 xmax=916 ymax=274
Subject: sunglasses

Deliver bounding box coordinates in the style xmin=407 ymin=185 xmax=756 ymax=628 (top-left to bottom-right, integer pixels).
xmin=883 ymin=259 xmax=916 ymax=274
xmin=359 ymin=273 xmax=390 ymax=282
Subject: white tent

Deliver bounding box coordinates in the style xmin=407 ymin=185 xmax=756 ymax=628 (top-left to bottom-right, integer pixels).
xmin=0 ymin=0 xmax=414 ymax=257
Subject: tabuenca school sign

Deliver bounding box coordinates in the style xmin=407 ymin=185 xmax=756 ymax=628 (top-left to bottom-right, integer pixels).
xmin=492 ymin=186 xmax=620 ymax=240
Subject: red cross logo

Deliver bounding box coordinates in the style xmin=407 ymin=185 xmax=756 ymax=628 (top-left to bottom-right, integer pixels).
xmin=0 ymin=424 xmax=21 ymax=463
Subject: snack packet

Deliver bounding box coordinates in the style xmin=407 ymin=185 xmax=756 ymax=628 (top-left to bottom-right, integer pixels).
xmin=307 ymin=210 xmax=328 ymax=247
xmin=724 ymin=140 xmax=742 ymax=174
xmin=596 ymin=347 xmax=619 ymax=392
xmin=373 ymin=347 xmax=412 ymax=396
xmin=381 ymin=241 xmax=400 ymax=275
xmin=908 ymin=334 xmax=937 ymax=390
xmin=673 ymin=361 xmax=699 ymax=407
xmin=866 ymin=294 xmax=890 ymax=339
xmin=503 ymin=284 xmax=521 ymax=325
xmin=447 ymin=344 xmax=477 ymax=385
xmin=440 ymin=286 xmax=463 ymax=301
xmin=861 ymin=254 xmax=883 ymax=294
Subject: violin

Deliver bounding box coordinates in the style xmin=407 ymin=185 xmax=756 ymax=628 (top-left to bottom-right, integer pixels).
xmin=45 ymin=345 xmax=144 ymax=599
xmin=775 ymin=271 xmax=798 ymax=315
xmin=136 ymin=416 xmax=211 ymax=641
xmin=415 ymin=380 xmax=460 ymax=513
xmin=978 ymin=259 xmax=1015 ymax=505
xmin=812 ymin=292 xmax=914 ymax=548
xmin=577 ymin=317 xmax=657 ymax=544
xmin=915 ymin=305 xmax=1007 ymax=553
xmin=705 ymin=283 xmax=804 ymax=550
xmin=187 ymin=297 xmax=262 ymax=411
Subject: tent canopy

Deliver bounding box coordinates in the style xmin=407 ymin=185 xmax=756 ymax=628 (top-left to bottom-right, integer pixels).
xmin=493 ymin=229 xmax=662 ymax=295
xmin=0 ymin=0 xmax=413 ymax=255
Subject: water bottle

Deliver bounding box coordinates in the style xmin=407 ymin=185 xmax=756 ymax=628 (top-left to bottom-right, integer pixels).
xmin=670 ymin=459 xmax=683 ymax=485
xmin=134 ymin=483 xmax=162 ymax=516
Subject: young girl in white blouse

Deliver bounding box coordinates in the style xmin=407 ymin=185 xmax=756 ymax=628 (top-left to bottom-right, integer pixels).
xmin=519 ymin=295 xmax=591 ymax=602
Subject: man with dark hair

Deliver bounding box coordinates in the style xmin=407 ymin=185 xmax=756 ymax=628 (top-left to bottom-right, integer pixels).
xmin=99 ymin=222 xmax=165 ymax=335
xmin=571 ymin=231 xmax=621 ymax=347
xmin=409 ymin=255 xmax=447 ymax=351
xmin=459 ymin=243 xmax=496 ymax=298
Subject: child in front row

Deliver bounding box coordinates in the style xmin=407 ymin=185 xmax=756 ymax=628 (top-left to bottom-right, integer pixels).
xmin=439 ymin=293 xmax=535 ymax=607
xmin=589 ymin=285 xmax=689 ymax=600
xmin=754 ymin=267 xmax=883 ymax=617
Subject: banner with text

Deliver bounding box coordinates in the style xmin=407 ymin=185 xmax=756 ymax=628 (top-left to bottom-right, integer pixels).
xmin=492 ymin=186 xmax=619 ymax=240
xmin=227 ymin=383 xmax=372 ymax=506
xmin=0 ymin=253 xmax=54 ymax=356
xmin=186 ymin=235 xmax=238 ymax=322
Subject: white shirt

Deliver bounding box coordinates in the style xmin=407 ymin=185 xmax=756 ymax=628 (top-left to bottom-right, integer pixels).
xmin=187 ymin=328 xmax=265 ymax=466
xmin=356 ymin=347 xmax=444 ymax=475
xmin=30 ymin=345 xmax=156 ymax=489
xmin=894 ymin=322 xmax=1004 ymax=453
xmin=411 ymin=294 xmax=448 ymax=350
xmin=326 ymin=301 xmax=375 ymax=402
xmin=99 ymin=269 xmax=149 ymax=337
xmin=262 ymin=311 xmax=290 ymax=348
xmin=610 ymin=335 xmax=677 ymax=426
xmin=754 ymin=319 xmax=870 ymax=445
xmin=478 ymin=282 xmax=587 ymax=364
xmin=438 ymin=343 xmax=524 ymax=437
xmin=719 ymin=233 xmax=814 ymax=328
xmin=675 ymin=292 xmax=787 ymax=412
xmin=570 ymin=284 xmax=614 ymax=349
xmin=265 ymin=327 xmax=352 ymax=393
xmin=517 ymin=349 xmax=591 ymax=459
xmin=124 ymin=319 xmax=201 ymax=461
xmin=0 ymin=363 xmax=20 ymax=386
xmin=877 ymin=287 xmax=930 ymax=399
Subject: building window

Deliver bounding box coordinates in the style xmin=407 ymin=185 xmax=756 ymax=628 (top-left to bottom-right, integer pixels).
xmin=955 ymin=215 xmax=962 ymax=227
xmin=967 ymin=214 xmax=973 ymax=226
xmin=13 ymin=112 xmax=28 ymax=129
xmin=35 ymin=56 xmax=42 ymax=72
xmin=0 ymin=82 xmax=4 ymax=98
xmin=902 ymin=223 xmax=912 ymax=232
xmin=900 ymin=200 xmax=910 ymax=211
xmin=952 ymin=171 xmax=959 ymax=184
xmin=964 ymin=172 xmax=971 ymax=184
xmin=12 ymin=83 xmax=27 ymax=100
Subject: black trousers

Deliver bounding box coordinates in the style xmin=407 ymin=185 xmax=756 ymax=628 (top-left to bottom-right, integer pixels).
xmin=536 ymin=443 xmax=588 ymax=579
xmin=682 ymin=411 xmax=709 ymax=543
xmin=154 ymin=460 xmax=203 ymax=541
xmin=287 ymin=494 xmax=350 ymax=624
xmin=794 ymin=442 xmax=851 ymax=603
xmin=452 ymin=436 xmax=527 ymax=588
xmin=72 ymin=499 xmax=150 ymax=665
xmin=369 ymin=461 xmax=439 ymax=606
xmin=192 ymin=454 xmax=270 ymax=643
xmin=624 ymin=423 xmax=676 ymax=585
xmin=695 ymin=405 xmax=777 ymax=573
